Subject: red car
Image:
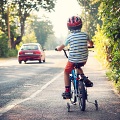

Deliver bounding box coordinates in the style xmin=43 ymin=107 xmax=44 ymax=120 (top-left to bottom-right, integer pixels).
xmin=18 ymin=43 xmax=45 ymax=64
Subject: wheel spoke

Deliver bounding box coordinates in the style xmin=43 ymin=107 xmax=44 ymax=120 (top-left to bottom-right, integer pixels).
xmin=78 ymin=81 xmax=86 ymax=111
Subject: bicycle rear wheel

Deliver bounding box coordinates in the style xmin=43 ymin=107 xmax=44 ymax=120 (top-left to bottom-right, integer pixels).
xmin=78 ymin=81 xmax=86 ymax=111
xmin=70 ymin=80 xmax=77 ymax=104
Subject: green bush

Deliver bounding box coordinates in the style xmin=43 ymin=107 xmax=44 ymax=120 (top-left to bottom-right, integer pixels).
xmin=106 ymin=70 xmax=120 ymax=93
xmin=8 ymin=49 xmax=18 ymax=57
xmin=92 ymin=0 xmax=120 ymax=93
xmin=0 ymin=31 xmax=9 ymax=57
xmin=92 ymin=24 xmax=109 ymax=67
xmin=0 ymin=31 xmax=18 ymax=57
xmin=93 ymin=25 xmax=120 ymax=93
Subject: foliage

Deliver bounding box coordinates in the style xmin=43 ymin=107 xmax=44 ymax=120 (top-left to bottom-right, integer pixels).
xmin=106 ymin=70 xmax=120 ymax=93
xmin=77 ymin=0 xmax=102 ymax=38
xmin=0 ymin=30 xmax=17 ymax=57
xmin=0 ymin=30 xmax=9 ymax=57
xmin=77 ymin=0 xmax=120 ymax=92
xmin=92 ymin=0 xmax=120 ymax=92
xmin=0 ymin=0 xmax=56 ymax=49
xmin=32 ymin=17 xmax=54 ymax=47
xmin=22 ymin=31 xmax=37 ymax=44
xmin=8 ymin=49 xmax=17 ymax=57
xmin=99 ymin=0 xmax=120 ymax=81
xmin=44 ymin=34 xmax=57 ymax=50
xmin=92 ymin=25 xmax=109 ymax=67
xmin=22 ymin=18 xmax=37 ymax=44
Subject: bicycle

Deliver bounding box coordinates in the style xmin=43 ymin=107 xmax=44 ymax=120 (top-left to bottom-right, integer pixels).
xmin=62 ymin=49 xmax=98 ymax=112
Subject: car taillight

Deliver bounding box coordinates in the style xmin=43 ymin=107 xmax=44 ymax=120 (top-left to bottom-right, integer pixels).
xmin=19 ymin=51 xmax=24 ymax=55
xmin=34 ymin=50 xmax=41 ymax=54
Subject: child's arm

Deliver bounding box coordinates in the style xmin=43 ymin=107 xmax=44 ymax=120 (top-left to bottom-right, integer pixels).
xmin=56 ymin=44 xmax=65 ymax=51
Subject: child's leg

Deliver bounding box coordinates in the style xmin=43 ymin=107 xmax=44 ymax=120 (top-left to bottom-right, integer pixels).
xmin=64 ymin=61 xmax=74 ymax=86
xmin=64 ymin=71 xmax=70 ymax=87
xmin=64 ymin=61 xmax=74 ymax=92
xmin=77 ymin=67 xmax=84 ymax=75
xmin=77 ymin=63 xmax=93 ymax=87
xmin=64 ymin=71 xmax=70 ymax=92
xmin=62 ymin=61 xmax=74 ymax=99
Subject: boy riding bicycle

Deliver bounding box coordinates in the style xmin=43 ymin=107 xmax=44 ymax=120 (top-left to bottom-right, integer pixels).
xmin=56 ymin=16 xmax=93 ymax=99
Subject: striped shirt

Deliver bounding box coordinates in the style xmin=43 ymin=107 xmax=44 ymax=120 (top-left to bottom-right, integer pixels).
xmin=64 ymin=30 xmax=89 ymax=63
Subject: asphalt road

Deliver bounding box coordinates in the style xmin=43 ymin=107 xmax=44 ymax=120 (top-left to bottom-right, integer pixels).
xmin=0 ymin=50 xmax=120 ymax=120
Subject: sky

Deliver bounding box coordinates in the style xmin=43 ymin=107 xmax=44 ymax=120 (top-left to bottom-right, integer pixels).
xmin=38 ymin=0 xmax=81 ymax=38
xmin=43 ymin=0 xmax=82 ymax=38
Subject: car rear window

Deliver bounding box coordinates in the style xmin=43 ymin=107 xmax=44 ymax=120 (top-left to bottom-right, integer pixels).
xmin=21 ymin=45 xmax=38 ymax=50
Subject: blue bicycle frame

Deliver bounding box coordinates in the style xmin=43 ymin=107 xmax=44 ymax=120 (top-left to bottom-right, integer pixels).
xmin=70 ymin=68 xmax=80 ymax=102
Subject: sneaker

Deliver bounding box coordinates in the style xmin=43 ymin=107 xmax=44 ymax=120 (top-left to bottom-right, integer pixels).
xmin=62 ymin=92 xmax=71 ymax=99
xmin=82 ymin=76 xmax=93 ymax=87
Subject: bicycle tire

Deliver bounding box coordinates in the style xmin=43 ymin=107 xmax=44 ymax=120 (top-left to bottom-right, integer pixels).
xmin=95 ymin=100 xmax=98 ymax=110
xmin=67 ymin=102 xmax=70 ymax=112
xmin=70 ymin=80 xmax=77 ymax=104
xmin=78 ymin=81 xmax=86 ymax=111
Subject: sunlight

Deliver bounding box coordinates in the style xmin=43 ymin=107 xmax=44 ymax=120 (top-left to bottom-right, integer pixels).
xmin=36 ymin=0 xmax=82 ymax=38
xmin=49 ymin=0 xmax=82 ymax=38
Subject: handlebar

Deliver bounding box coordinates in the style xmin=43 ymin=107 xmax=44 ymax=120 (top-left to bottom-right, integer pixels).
xmin=63 ymin=49 xmax=68 ymax=58
xmin=55 ymin=46 xmax=94 ymax=59
xmin=55 ymin=48 xmax=68 ymax=58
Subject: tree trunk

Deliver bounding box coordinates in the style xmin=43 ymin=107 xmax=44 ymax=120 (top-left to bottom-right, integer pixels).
xmin=11 ymin=34 xmax=22 ymax=49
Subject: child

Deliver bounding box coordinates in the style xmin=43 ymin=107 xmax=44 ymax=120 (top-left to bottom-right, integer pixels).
xmin=56 ymin=16 xmax=93 ymax=99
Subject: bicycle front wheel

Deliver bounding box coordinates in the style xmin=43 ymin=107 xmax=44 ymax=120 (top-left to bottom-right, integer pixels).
xmin=78 ymin=81 xmax=86 ymax=111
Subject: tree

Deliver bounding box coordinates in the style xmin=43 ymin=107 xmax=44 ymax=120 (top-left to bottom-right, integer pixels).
xmin=0 ymin=0 xmax=56 ymax=49
xmin=45 ymin=34 xmax=57 ymax=50
xmin=77 ymin=0 xmax=101 ymax=38
xmin=33 ymin=16 xmax=54 ymax=47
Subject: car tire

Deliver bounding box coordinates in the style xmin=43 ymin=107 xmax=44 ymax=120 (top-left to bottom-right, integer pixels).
xmin=24 ymin=61 xmax=27 ymax=64
xmin=19 ymin=61 xmax=22 ymax=64
xmin=39 ymin=60 xmax=41 ymax=63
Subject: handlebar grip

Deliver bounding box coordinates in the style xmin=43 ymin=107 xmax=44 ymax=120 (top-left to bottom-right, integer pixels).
xmin=55 ymin=48 xmax=58 ymax=51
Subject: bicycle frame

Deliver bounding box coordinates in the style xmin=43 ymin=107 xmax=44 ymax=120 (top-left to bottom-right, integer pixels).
xmin=70 ymin=69 xmax=79 ymax=97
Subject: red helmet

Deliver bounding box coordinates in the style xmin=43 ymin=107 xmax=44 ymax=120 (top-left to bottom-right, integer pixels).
xmin=67 ymin=16 xmax=82 ymax=30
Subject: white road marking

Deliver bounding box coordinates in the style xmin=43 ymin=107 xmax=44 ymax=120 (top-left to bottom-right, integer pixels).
xmin=0 ymin=71 xmax=63 ymax=116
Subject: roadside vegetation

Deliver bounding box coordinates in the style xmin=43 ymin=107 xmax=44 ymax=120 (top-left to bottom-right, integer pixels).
xmin=0 ymin=0 xmax=119 ymax=93
xmin=0 ymin=0 xmax=57 ymax=57
xmin=78 ymin=0 xmax=120 ymax=93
